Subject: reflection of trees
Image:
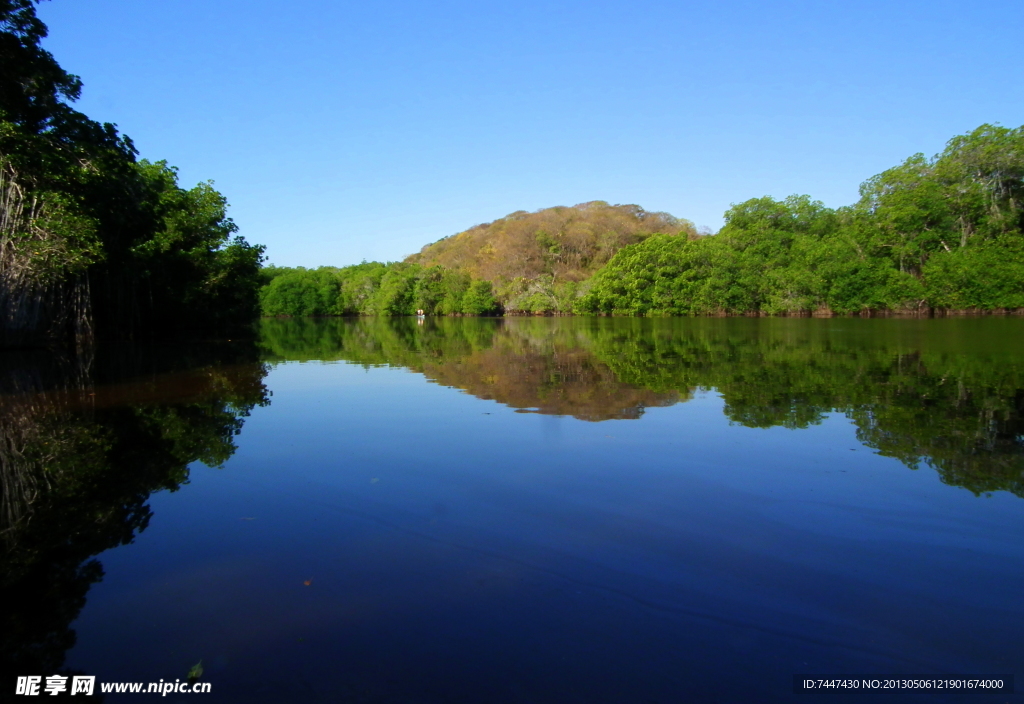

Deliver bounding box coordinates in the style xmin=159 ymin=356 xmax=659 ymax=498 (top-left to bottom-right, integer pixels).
xmin=850 ymin=385 xmax=1024 ymax=497
xmin=585 ymin=318 xmax=1024 ymax=497
xmin=260 ymin=317 xmax=684 ymax=421
xmin=263 ymin=316 xmax=1024 ymax=497
xmin=0 ymin=344 xmax=269 ymax=687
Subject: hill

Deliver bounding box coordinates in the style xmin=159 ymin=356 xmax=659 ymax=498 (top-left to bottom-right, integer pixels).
xmin=406 ymin=201 xmax=695 ymax=287
xmin=260 ymin=202 xmax=697 ymax=317
xmin=261 ymin=122 xmax=1024 ymax=319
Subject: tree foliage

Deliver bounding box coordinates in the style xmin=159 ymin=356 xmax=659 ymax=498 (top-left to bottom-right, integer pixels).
xmin=580 ymin=125 xmax=1024 ymax=316
xmin=260 ymin=262 xmax=499 ymax=317
xmin=0 ymin=1 xmax=264 ymax=346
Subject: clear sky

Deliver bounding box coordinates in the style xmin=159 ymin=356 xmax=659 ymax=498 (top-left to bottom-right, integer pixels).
xmin=37 ymin=0 xmax=1023 ymax=267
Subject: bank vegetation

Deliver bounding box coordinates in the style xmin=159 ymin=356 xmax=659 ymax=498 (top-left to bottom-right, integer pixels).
xmin=263 ymin=124 xmax=1024 ymax=318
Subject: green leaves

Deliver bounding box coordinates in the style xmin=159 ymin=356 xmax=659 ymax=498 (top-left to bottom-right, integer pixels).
xmin=259 ymin=263 xmax=500 ymax=317
xmin=0 ymin=0 xmax=83 ymax=132
xmin=187 ymin=661 xmax=203 ymax=682
xmin=579 ymin=124 xmax=1024 ymax=317
xmin=2 ymin=5 xmax=265 ymax=343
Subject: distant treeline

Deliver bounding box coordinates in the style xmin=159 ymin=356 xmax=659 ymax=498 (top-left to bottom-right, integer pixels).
xmin=260 ymin=262 xmax=500 ymax=316
xmin=264 ymin=123 xmax=1024 ymax=318
xmin=260 ymin=201 xmax=684 ymax=317
xmin=1 ymin=2 xmax=264 ymax=347
xmin=581 ymin=124 xmax=1024 ymax=316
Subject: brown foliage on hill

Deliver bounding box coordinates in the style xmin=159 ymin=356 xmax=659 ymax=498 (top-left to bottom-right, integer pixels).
xmin=406 ymin=201 xmax=695 ymax=286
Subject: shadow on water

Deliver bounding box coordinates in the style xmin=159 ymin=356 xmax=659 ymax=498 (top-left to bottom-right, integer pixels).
xmin=261 ymin=316 xmax=1024 ymax=497
xmin=0 ymin=342 xmax=269 ymax=697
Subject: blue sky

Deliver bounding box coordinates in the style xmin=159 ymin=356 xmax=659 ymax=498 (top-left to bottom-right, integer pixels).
xmin=38 ymin=0 xmax=1023 ymax=267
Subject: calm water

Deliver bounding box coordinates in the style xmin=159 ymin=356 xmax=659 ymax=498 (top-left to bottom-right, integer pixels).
xmin=2 ymin=317 xmax=1023 ymax=703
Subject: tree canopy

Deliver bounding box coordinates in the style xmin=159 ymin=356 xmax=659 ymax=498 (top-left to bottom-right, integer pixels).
xmin=260 ymin=263 xmax=500 ymax=317
xmin=406 ymin=201 xmax=695 ymax=312
xmin=1 ymin=0 xmax=264 ymax=347
xmin=580 ymin=125 xmax=1024 ymax=316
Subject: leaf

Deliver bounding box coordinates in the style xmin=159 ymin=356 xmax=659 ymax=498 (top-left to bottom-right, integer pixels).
xmin=187 ymin=661 xmax=203 ymax=681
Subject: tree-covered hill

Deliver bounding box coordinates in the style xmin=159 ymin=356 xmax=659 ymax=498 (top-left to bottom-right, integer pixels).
xmin=259 ymin=203 xmax=694 ymax=318
xmin=406 ymin=201 xmax=696 ymax=311
xmin=262 ymin=124 xmax=1024 ymax=319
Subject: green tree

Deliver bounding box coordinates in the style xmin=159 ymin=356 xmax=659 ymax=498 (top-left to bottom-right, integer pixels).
xmin=461 ymin=279 xmax=499 ymax=315
xmin=1 ymin=1 xmax=265 ymax=346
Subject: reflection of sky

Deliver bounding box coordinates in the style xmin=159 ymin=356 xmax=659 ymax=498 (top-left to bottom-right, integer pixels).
xmin=68 ymin=362 xmax=1024 ymax=703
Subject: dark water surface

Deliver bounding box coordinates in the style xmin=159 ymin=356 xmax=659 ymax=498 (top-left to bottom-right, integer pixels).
xmin=3 ymin=318 xmax=1023 ymax=703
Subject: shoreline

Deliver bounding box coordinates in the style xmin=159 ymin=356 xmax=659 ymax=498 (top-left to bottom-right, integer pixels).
xmin=262 ymin=307 xmax=1024 ymax=319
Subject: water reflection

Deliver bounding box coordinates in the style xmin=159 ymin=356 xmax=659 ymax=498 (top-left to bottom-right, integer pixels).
xmin=3 ymin=319 xmax=1018 ymax=702
xmin=0 ymin=343 xmax=269 ymax=688
xmin=261 ymin=316 xmax=1024 ymax=497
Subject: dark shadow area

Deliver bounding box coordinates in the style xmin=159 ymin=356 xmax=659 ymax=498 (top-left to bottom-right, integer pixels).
xmin=0 ymin=341 xmax=269 ymax=699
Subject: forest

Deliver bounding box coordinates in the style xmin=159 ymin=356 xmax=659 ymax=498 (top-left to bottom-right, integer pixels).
xmin=580 ymin=124 xmax=1024 ymax=316
xmin=263 ymin=123 xmax=1024 ymax=317
xmin=0 ymin=0 xmax=264 ymax=348
xmin=259 ymin=262 xmax=500 ymax=317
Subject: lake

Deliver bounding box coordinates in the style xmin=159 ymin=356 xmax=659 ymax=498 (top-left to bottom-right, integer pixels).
xmin=2 ymin=317 xmax=1023 ymax=703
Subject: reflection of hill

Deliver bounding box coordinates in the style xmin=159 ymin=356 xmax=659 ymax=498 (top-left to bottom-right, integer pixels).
xmin=262 ymin=316 xmax=1024 ymax=498
xmin=0 ymin=343 xmax=269 ymax=686
xmin=260 ymin=317 xmax=685 ymax=421
xmin=419 ymin=339 xmax=683 ymax=422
